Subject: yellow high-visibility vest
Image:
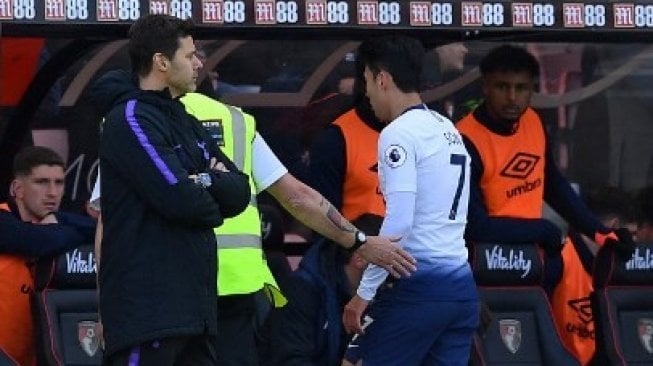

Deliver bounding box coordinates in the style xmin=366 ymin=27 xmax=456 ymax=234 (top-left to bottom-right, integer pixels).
xmin=181 ymin=92 xmax=286 ymax=307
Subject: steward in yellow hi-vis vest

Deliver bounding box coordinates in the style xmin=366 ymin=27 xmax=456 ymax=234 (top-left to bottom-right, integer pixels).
xmin=180 ymin=92 xmax=285 ymax=307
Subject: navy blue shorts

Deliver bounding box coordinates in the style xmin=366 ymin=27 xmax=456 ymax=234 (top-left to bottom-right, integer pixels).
xmin=344 ymin=265 xmax=479 ymax=366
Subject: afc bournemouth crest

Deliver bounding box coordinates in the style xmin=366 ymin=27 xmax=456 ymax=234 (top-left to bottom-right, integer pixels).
xmin=78 ymin=320 xmax=101 ymax=357
xmin=639 ymin=318 xmax=653 ymax=354
xmin=499 ymin=319 xmax=522 ymax=354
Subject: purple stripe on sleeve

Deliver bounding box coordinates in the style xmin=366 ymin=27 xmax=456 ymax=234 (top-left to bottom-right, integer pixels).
xmin=128 ymin=346 xmax=140 ymax=366
xmin=124 ymin=99 xmax=178 ymax=184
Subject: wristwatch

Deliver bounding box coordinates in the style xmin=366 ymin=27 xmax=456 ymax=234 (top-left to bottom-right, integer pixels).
xmin=347 ymin=230 xmax=367 ymax=253
xmin=194 ymin=173 xmax=212 ymax=188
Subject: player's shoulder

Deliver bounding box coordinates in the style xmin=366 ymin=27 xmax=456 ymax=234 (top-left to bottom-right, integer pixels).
xmin=429 ymin=109 xmax=453 ymax=124
xmin=426 ymin=109 xmax=458 ymax=131
xmin=380 ymin=117 xmax=413 ymax=143
xmin=382 ymin=110 xmax=429 ymax=142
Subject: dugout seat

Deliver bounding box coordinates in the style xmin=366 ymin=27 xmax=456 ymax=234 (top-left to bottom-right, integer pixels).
xmin=468 ymin=242 xmax=580 ymax=366
xmin=31 ymin=244 xmax=101 ymax=366
xmin=0 ymin=349 xmax=18 ymax=366
xmin=592 ymin=242 xmax=653 ymax=366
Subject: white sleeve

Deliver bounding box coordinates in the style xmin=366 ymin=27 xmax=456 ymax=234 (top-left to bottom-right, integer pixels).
xmin=252 ymin=132 xmax=288 ymax=193
xmin=89 ymin=169 xmax=101 ymax=210
xmin=378 ymin=126 xmax=417 ymax=194
xmin=357 ymin=126 xmax=419 ymax=301
xmin=356 ymin=190 xmax=416 ymax=301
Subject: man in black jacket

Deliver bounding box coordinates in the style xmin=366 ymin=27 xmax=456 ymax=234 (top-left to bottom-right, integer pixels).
xmin=98 ymin=14 xmax=250 ymax=366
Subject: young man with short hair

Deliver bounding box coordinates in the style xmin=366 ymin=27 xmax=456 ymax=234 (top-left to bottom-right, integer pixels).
xmin=457 ymin=45 xmax=634 ymax=365
xmin=342 ymin=35 xmax=479 ymax=366
xmin=0 ymin=146 xmax=95 ymax=365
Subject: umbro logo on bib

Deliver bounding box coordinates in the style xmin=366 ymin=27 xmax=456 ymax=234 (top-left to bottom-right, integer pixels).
xmin=500 ymin=152 xmax=539 ymax=180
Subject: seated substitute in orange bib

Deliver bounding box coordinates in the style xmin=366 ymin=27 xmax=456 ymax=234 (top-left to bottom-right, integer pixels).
xmin=309 ymin=80 xmax=386 ymax=222
xmin=0 ymin=146 xmax=95 ymax=366
xmin=456 ymin=45 xmax=634 ymax=366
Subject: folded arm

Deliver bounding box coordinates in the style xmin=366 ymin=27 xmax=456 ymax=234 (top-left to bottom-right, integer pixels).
xmin=100 ymin=102 xmax=224 ymax=229
xmin=0 ymin=210 xmax=95 ymax=257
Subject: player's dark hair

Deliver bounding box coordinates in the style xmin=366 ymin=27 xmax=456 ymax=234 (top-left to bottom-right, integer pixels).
xmin=480 ymin=45 xmax=540 ymax=78
xmin=13 ymin=146 xmax=65 ymax=177
xmin=128 ymin=14 xmax=194 ymax=77
xmin=357 ymin=35 xmax=425 ymax=93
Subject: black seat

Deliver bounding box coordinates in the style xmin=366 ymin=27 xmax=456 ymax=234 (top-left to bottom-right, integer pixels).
xmin=592 ymin=242 xmax=653 ymax=366
xmin=31 ymin=244 xmax=101 ymax=366
xmin=0 ymin=349 xmax=18 ymax=366
xmin=468 ymin=242 xmax=580 ymax=366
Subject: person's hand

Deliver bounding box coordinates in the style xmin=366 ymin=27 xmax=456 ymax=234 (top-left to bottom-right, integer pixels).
xmin=596 ymin=228 xmax=636 ymax=261
xmin=209 ymin=157 xmax=229 ymax=173
xmin=357 ymin=236 xmax=416 ymax=278
xmin=40 ymin=213 xmax=58 ymax=224
xmin=204 ymin=165 xmax=250 ymax=218
xmin=343 ymin=295 xmax=369 ymax=335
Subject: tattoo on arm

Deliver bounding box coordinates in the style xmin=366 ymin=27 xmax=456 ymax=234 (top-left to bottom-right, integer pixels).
xmin=325 ymin=201 xmax=355 ymax=233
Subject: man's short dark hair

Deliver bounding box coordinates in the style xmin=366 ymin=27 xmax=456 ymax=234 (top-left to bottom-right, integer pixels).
xmin=128 ymin=14 xmax=194 ymax=77
xmin=357 ymin=35 xmax=425 ymax=93
xmin=13 ymin=146 xmax=65 ymax=177
xmin=480 ymin=45 xmax=540 ymax=78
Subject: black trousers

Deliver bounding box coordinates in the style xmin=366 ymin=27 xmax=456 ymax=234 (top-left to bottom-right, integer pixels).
xmin=216 ymin=291 xmax=270 ymax=366
xmin=104 ymin=335 xmax=217 ymax=366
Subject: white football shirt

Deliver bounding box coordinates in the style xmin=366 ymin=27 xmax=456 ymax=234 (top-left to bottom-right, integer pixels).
xmin=357 ymin=106 xmax=471 ymax=301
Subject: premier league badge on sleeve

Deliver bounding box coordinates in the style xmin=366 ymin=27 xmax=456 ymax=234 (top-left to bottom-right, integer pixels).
xmin=383 ymin=144 xmax=407 ymax=168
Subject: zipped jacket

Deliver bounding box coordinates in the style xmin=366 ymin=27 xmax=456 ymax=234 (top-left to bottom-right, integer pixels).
xmin=96 ymin=70 xmax=250 ymax=356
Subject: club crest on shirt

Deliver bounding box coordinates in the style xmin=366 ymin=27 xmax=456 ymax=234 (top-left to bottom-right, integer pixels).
xmin=383 ymin=144 xmax=407 ymax=168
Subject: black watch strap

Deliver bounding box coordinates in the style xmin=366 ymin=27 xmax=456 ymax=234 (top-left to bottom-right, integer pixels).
xmin=347 ymin=230 xmax=367 ymax=253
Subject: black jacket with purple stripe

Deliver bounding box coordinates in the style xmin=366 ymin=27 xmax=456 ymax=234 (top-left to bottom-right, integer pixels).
xmin=96 ymin=70 xmax=249 ymax=356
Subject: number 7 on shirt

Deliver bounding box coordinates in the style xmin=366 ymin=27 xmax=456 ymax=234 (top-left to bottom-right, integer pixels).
xmin=448 ymin=154 xmax=466 ymax=220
